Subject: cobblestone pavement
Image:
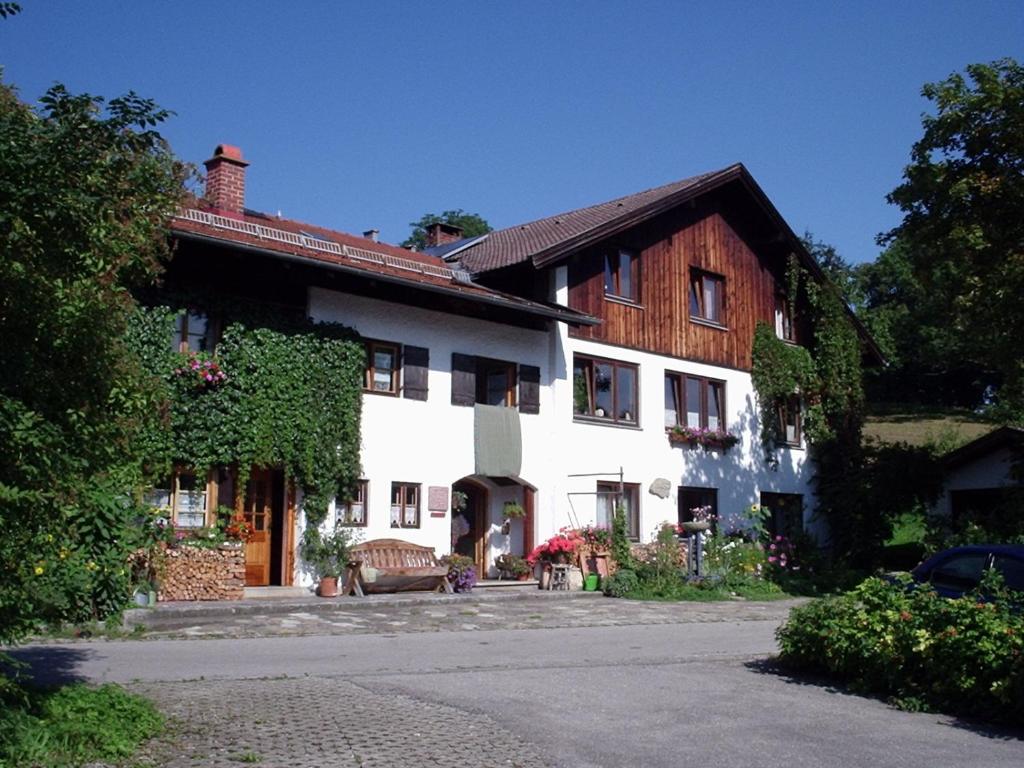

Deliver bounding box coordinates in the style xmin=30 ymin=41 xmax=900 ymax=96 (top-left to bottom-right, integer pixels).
xmin=132 ymin=676 xmax=546 ymax=768
xmin=135 ymin=592 xmax=807 ymax=639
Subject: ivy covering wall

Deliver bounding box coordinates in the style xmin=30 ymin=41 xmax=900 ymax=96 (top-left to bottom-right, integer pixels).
xmin=126 ymin=304 xmax=364 ymax=530
xmin=751 ymin=256 xmax=869 ymax=560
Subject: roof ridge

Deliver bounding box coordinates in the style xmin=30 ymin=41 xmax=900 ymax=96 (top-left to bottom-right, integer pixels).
xmin=493 ymin=165 xmax=736 ymax=236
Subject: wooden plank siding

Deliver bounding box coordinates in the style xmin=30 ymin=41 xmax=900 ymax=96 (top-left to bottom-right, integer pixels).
xmin=567 ymin=200 xmax=796 ymax=371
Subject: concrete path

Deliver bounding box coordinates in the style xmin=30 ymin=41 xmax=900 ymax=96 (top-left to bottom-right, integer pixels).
xmin=10 ymin=594 xmax=1024 ymax=767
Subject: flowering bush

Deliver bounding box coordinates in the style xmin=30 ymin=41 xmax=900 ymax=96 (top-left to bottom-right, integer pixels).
xmin=527 ymin=529 xmax=583 ymax=565
xmin=441 ymin=554 xmax=477 ymax=592
xmin=777 ymin=575 xmax=1024 ymax=723
xmin=224 ymin=515 xmax=253 ymax=543
xmin=174 ymin=352 xmax=227 ymax=391
xmin=668 ymin=425 xmax=739 ymax=450
xmin=578 ymin=524 xmax=612 ymax=550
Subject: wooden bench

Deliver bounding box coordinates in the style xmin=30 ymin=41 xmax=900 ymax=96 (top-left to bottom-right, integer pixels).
xmin=342 ymin=538 xmax=454 ymax=596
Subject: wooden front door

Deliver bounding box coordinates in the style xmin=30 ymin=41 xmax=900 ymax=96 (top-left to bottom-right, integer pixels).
xmin=452 ymin=480 xmax=488 ymax=577
xmin=241 ymin=468 xmax=274 ymax=586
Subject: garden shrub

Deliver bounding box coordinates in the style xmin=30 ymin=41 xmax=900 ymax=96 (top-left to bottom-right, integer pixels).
xmin=602 ymin=569 xmax=639 ymax=598
xmin=776 ymin=576 xmax=1024 ymax=724
xmin=0 ymin=683 xmax=162 ymax=767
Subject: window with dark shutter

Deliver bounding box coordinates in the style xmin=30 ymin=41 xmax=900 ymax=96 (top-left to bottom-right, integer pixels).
xmin=519 ymin=365 xmax=540 ymax=414
xmin=451 ymin=353 xmax=476 ymax=406
xmin=402 ymin=346 xmax=429 ymax=401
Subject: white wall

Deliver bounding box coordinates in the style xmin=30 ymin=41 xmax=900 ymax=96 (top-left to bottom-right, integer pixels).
xmin=541 ymin=266 xmax=816 ymax=544
xmin=933 ymin=446 xmax=1017 ymax=519
xmin=305 ymin=287 xmax=552 ymax=580
xmin=294 ymin=276 xmax=818 ymax=585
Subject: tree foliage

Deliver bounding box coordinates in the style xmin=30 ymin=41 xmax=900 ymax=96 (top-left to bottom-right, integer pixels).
xmin=882 ymin=58 xmax=1024 ymax=417
xmin=0 ymin=81 xmax=188 ymax=642
xmin=401 ymin=209 xmax=492 ymax=250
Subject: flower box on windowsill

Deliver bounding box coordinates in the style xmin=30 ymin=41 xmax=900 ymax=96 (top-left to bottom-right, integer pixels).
xmin=667 ymin=427 xmax=739 ymax=452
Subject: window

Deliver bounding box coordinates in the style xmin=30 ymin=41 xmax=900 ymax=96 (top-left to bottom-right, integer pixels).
xmin=451 ymin=354 xmax=530 ymax=410
xmin=689 ymin=269 xmax=724 ymax=325
xmin=664 ymin=373 xmax=725 ymax=430
xmin=573 ymin=355 xmax=638 ymax=425
xmin=390 ymin=482 xmax=420 ymax=528
xmin=778 ymin=395 xmax=802 ymax=446
xmin=775 ymin=293 xmax=795 ymax=342
xmin=338 ymin=480 xmax=368 ymax=526
xmin=365 ymin=341 xmax=399 ymax=394
xmin=596 ymin=482 xmax=640 ymax=540
xmin=476 ymin=359 xmax=517 ymax=407
xmin=603 ymin=248 xmax=638 ymax=302
xmin=993 ymin=555 xmax=1024 ymax=592
xmin=929 ymin=553 xmax=989 ymax=593
xmin=144 ymin=470 xmax=209 ymax=528
xmin=760 ymin=492 xmax=804 ymax=539
xmin=678 ymin=487 xmax=718 ymax=531
xmin=172 ymin=311 xmax=210 ymax=353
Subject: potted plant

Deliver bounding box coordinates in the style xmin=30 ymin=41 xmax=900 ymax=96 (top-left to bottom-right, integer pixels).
xmin=502 ymin=501 xmax=526 ymax=520
xmin=300 ymin=526 xmax=355 ymax=598
xmin=440 ymin=554 xmax=477 ymax=592
xmin=495 ymin=553 xmax=531 ymax=580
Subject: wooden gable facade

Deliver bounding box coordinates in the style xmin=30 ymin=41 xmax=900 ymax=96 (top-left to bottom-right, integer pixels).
xmin=565 ymin=188 xmax=807 ymax=372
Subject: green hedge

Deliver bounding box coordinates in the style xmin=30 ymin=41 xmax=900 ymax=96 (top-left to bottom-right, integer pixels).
xmin=776 ymin=577 xmax=1024 ymax=724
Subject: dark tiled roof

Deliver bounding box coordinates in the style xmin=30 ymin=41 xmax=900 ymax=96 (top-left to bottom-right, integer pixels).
xmin=459 ymin=166 xmax=738 ymax=273
xmin=170 ymin=206 xmax=598 ymax=326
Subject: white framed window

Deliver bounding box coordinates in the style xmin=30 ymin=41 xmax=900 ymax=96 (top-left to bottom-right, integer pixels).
xmin=390 ymin=482 xmax=420 ymax=528
xmin=144 ymin=470 xmax=209 ymax=528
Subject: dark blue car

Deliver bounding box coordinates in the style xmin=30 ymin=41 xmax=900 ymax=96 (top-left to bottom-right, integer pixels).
xmin=911 ymin=544 xmax=1024 ymax=599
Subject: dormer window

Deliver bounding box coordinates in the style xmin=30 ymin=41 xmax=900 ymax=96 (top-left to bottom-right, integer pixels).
xmin=604 ymin=249 xmax=638 ymax=302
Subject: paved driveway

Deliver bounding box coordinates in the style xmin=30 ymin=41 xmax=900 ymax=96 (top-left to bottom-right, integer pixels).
xmin=11 ymin=595 xmax=1023 ymax=767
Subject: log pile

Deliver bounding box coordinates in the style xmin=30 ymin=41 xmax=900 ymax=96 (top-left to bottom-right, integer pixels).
xmin=157 ymin=544 xmax=245 ymax=601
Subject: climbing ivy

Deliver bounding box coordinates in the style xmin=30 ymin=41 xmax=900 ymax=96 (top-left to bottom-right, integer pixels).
xmin=751 ymin=257 xmax=870 ymax=561
xmin=126 ymin=304 xmax=364 ymax=531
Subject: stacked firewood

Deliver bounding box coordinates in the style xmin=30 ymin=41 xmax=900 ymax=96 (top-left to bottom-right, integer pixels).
xmin=157 ymin=544 xmax=245 ymax=601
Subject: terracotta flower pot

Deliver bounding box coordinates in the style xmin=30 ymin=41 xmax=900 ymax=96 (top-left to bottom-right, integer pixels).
xmin=318 ymin=576 xmax=339 ymax=598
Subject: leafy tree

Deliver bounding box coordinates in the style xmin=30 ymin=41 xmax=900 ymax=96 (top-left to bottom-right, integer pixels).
xmin=801 ymin=231 xmax=859 ymax=308
xmin=0 ymin=81 xmax=188 ymax=643
xmin=882 ymin=58 xmax=1024 ymax=417
xmin=401 ymin=209 xmax=491 ymax=250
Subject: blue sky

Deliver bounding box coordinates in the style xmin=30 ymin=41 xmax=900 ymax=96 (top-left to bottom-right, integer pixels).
xmin=3 ymin=1 xmax=1022 ymax=263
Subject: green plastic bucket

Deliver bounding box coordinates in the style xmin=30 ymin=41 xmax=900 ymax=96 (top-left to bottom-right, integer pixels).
xmin=583 ymin=573 xmax=600 ymax=591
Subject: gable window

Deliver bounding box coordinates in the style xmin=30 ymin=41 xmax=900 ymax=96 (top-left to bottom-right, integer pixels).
xmin=664 ymin=373 xmax=725 ymax=430
xmin=689 ymin=269 xmax=725 ymax=325
xmin=775 ymin=294 xmax=795 ymax=342
xmin=604 ymin=248 xmax=638 ymax=302
xmin=144 ymin=470 xmax=209 ymax=529
xmin=172 ymin=311 xmax=210 ymax=353
xmin=337 ymin=480 xmax=368 ymax=527
xmin=390 ymin=482 xmax=420 ymax=528
xmin=365 ymin=341 xmax=399 ymax=394
xmin=778 ymin=395 xmax=802 ymax=446
xmin=596 ymin=481 xmax=640 ymax=540
xmin=678 ymin=486 xmax=718 ymax=531
xmin=573 ymin=355 xmax=638 ymax=425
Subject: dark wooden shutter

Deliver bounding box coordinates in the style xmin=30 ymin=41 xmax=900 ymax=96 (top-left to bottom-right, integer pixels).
xmin=518 ymin=364 xmax=540 ymax=414
xmin=402 ymin=345 xmax=429 ymax=401
xmin=451 ymin=353 xmax=476 ymax=406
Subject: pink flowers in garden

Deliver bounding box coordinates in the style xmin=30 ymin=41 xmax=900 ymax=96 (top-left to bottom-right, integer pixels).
xmin=767 ymin=535 xmax=797 ymax=571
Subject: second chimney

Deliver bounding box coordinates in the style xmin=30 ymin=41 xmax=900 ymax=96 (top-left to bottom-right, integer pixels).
xmin=425 ymin=222 xmax=464 ymax=248
xmin=204 ymin=144 xmax=249 ymax=217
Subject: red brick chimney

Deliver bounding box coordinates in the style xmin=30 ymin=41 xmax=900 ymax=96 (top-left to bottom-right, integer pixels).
xmin=425 ymin=222 xmax=464 ymax=247
xmin=203 ymin=144 xmax=249 ymax=218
